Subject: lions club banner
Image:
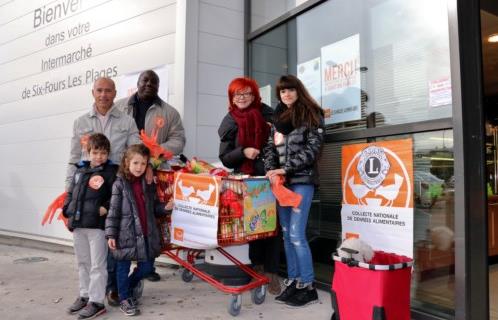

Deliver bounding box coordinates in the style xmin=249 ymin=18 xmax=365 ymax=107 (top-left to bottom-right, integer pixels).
xmin=341 ymin=139 xmax=414 ymax=257
xmin=170 ymin=173 xmax=221 ymax=249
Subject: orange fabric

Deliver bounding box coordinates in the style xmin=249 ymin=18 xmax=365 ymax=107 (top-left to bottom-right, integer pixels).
xmin=41 ymin=192 xmax=68 ymax=226
xmin=140 ymin=129 xmax=173 ymax=160
xmin=270 ymin=176 xmax=302 ymax=208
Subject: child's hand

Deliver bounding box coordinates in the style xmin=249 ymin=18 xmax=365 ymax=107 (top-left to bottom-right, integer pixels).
xmin=108 ymin=239 xmax=116 ymax=250
xmin=99 ymin=206 xmax=108 ymax=216
xmin=145 ymin=165 xmax=154 ymax=184
xmin=165 ymin=199 xmax=174 ymax=211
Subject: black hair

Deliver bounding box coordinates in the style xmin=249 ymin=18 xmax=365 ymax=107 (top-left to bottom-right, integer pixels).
xmin=87 ymin=133 xmax=110 ymax=153
xmin=275 ymin=74 xmax=324 ymax=128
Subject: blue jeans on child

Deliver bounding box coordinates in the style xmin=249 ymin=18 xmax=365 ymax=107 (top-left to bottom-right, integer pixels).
xmin=277 ymin=183 xmax=315 ymax=285
xmin=115 ymin=237 xmax=154 ymax=302
xmin=116 ymin=259 xmax=154 ymax=302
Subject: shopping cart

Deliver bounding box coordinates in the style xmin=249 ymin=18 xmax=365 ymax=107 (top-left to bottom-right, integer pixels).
xmin=157 ymin=175 xmax=278 ymax=316
xmin=331 ymin=250 xmax=413 ymax=320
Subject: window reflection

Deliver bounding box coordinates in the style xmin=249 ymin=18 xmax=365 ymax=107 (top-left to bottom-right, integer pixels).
xmin=295 ymin=0 xmax=452 ymax=131
xmin=251 ymin=24 xmax=289 ymax=106
xmin=251 ymin=0 xmax=314 ymax=31
xmin=380 ymin=131 xmax=455 ymax=315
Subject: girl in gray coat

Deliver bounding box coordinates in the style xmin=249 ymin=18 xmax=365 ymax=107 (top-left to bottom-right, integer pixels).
xmin=105 ymin=144 xmax=170 ymax=316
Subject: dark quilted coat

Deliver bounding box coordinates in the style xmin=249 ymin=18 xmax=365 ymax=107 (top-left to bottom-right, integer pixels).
xmin=263 ymin=121 xmax=324 ymax=185
xmin=105 ymin=176 xmax=166 ymax=261
xmin=218 ymin=103 xmax=274 ymax=176
xmin=63 ymin=161 xmax=118 ymax=231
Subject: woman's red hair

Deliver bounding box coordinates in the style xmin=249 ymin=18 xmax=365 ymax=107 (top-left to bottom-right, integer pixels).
xmin=227 ymin=77 xmax=262 ymax=111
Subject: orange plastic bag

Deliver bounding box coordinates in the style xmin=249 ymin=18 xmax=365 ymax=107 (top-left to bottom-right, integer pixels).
xmin=270 ymin=176 xmax=302 ymax=209
xmin=41 ymin=192 xmax=68 ymax=227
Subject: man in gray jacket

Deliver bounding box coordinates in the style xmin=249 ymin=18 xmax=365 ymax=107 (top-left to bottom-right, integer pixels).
xmin=66 ymin=77 xmax=140 ymax=189
xmin=114 ymin=70 xmax=186 ymax=155
xmin=66 ymin=77 xmax=140 ymax=307
xmin=114 ymin=70 xmax=186 ymax=281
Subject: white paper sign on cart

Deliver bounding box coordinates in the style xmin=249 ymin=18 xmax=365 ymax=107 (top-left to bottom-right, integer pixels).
xmin=170 ymin=173 xmax=221 ymax=249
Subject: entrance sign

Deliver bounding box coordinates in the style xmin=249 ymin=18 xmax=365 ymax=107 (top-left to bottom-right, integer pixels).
xmin=341 ymin=139 xmax=414 ymax=257
xmin=321 ymin=34 xmax=361 ymax=124
xmin=0 ymin=1 xmax=176 ymax=240
xmin=429 ymin=76 xmax=452 ymax=108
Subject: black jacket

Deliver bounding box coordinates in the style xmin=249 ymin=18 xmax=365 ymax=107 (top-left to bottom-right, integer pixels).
xmin=105 ymin=176 xmax=167 ymax=261
xmin=263 ymin=119 xmax=324 ymax=185
xmin=63 ymin=161 xmax=118 ymax=231
xmin=218 ymin=103 xmax=274 ymax=176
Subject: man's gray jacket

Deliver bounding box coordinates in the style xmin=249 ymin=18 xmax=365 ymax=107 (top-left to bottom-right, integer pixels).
xmin=65 ymin=105 xmax=140 ymax=190
xmin=114 ymin=95 xmax=186 ymax=155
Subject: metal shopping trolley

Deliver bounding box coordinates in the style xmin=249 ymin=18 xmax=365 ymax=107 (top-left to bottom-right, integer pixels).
xmin=331 ymin=250 xmax=413 ymax=320
xmin=157 ymin=174 xmax=278 ymax=316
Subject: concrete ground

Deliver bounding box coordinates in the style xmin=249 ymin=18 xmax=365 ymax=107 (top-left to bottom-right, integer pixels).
xmin=0 ymin=241 xmax=332 ymax=320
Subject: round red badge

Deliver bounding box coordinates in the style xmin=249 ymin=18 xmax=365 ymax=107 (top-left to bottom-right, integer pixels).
xmin=88 ymin=175 xmax=104 ymax=190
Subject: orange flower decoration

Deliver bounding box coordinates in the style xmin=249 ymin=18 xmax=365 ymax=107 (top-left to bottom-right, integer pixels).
xmin=140 ymin=129 xmax=173 ymax=168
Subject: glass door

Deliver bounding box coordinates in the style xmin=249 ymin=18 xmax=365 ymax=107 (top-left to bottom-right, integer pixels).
xmin=481 ymin=2 xmax=498 ymax=318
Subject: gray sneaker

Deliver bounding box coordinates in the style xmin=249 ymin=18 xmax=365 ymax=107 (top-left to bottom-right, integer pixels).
xmin=67 ymin=296 xmax=89 ymax=314
xmin=120 ymin=298 xmax=139 ymax=316
xmin=78 ymin=302 xmax=106 ymax=319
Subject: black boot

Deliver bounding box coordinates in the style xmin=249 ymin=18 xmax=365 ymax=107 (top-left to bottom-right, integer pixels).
xmin=286 ymin=283 xmax=319 ymax=307
xmin=275 ymin=279 xmax=297 ymax=304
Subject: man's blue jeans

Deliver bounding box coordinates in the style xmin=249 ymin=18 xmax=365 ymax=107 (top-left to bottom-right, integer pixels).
xmin=277 ymin=183 xmax=315 ymax=284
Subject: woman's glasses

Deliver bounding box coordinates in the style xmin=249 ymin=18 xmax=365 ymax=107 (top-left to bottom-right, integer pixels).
xmin=234 ymin=92 xmax=253 ymax=99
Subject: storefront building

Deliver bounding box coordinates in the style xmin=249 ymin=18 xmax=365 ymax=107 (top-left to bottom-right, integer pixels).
xmin=0 ymin=0 xmax=493 ymax=319
xmin=247 ymin=0 xmax=491 ymax=319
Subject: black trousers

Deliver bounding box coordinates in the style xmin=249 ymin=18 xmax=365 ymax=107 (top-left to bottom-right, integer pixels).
xmin=249 ymin=233 xmax=281 ymax=274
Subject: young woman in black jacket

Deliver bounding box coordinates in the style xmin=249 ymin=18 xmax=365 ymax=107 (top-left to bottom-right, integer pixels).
xmin=264 ymin=74 xmax=324 ymax=308
xmin=218 ymin=77 xmax=282 ymax=295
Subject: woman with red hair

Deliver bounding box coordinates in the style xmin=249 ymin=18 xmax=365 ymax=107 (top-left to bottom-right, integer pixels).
xmin=218 ymin=77 xmax=281 ymax=295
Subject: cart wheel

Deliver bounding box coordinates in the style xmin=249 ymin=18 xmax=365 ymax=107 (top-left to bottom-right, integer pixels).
xmin=181 ymin=269 xmax=194 ymax=283
xmin=250 ymin=285 xmax=266 ymax=305
xmin=228 ymin=294 xmax=242 ymax=316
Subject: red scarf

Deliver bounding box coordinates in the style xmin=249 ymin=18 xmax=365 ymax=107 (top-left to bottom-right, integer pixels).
xmin=131 ymin=178 xmax=148 ymax=236
xmin=229 ymin=104 xmax=269 ymax=175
